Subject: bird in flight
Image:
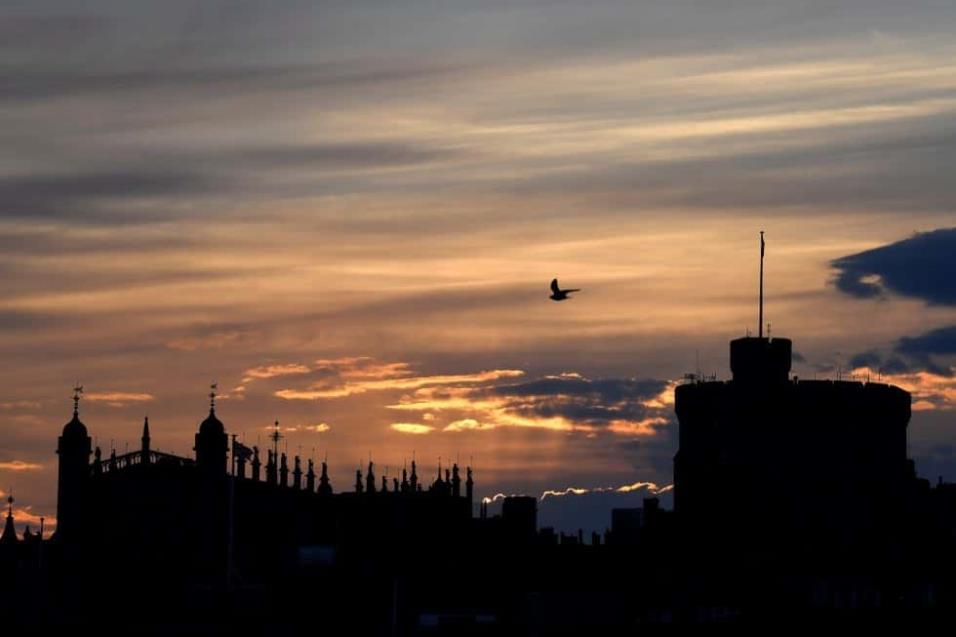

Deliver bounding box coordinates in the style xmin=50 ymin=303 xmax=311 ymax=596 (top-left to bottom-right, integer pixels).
xmin=549 ymin=278 xmax=580 ymax=301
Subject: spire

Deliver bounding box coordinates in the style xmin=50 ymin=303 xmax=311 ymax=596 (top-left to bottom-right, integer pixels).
xmin=355 ymin=468 xmax=364 ymax=494
xmin=209 ymin=382 xmax=218 ymax=413
xmin=1 ymin=493 xmax=18 ymax=544
xmin=141 ymin=416 xmax=151 ymax=464
xmin=410 ymin=460 xmax=418 ymax=491
xmin=401 ymin=467 xmax=410 ymax=493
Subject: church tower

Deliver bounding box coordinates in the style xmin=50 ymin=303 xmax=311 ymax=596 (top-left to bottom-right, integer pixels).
xmin=57 ymin=385 xmax=92 ymax=541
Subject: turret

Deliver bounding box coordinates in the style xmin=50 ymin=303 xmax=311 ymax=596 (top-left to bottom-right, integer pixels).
xmin=306 ymin=458 xmax=316 ymax=492
xmin=355 ymin=468 xmax=364 ymax=493
xmin=410 ymin=460 xmax=418 ymax=491
xmin=280 ymin=453 xmax=289 ymax=488
xmin=251 ymin=446 xmax=261 ymax=481
xmin=318 ymin=461 xmax=333 ymax=496
xmin=466 ymin=466 xmax=474 ymax=510
xmin=730 ymin=336 xmax=792 ymax=386
xmin=292 ymin=455 xmax=302 ymax=490
xmin=401 ymin=467 xmax=410 ymax=493
xmin=266 ymin=450 xmax=277 ymax=485
xmin=433 ymin=459 xmax=445 ymax=493
xmin=366 ymin=461 xmax=376 ymax=494
xmin=56 ymin=386 xmax=92 ymax=541
xmin=452 ymin=463 xmax=462 ymax=497
xmin=92 ymin=446 xmax=103 ymax=476
xmin=234 ymin=438 xmax=249 ymax=479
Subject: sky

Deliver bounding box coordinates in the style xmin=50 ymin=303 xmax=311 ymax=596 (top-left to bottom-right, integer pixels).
xmin=1 ymin=0 xmax=955 ymax=535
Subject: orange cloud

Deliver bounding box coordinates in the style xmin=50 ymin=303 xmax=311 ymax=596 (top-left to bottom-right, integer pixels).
xmin=274 ymin=387 xmax=362 ymax=400
xmin=275 ymin=356 xmax=524 ymax=401
xmin=850 ymin=367 xmax=956 ymax=410
xmin=166 ymin=330 xmax=250 ymax=351
xmin=339 ymin=361 xmax=413 ymax=380
xmin=444 ymin=418 xmax=495 ymax=432
xmin=607 ymin=417 xmax=670 ymax=436
xmin=390 ymin=423 xmax=435 ymax=434
xmin=640 ymin=381 xmax=678 ymax=409
xmin=0 ymin=460 xmax=43 ymax=471
xmin=0 ymin=400 xmax=41 ymax=410
xmin=388 ymin=381 xmax=669 ymax=437
xmin=242 ymin=363 xmax=311 ymax=382
xmin=84 ymin=391 xmax=155 ymax=403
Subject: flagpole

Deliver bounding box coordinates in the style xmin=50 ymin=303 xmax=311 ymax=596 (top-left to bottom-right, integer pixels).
xmin=758 ymin=231 xmax=765 ymax=339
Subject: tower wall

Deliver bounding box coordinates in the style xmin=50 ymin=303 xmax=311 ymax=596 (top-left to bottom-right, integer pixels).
xmin=56 ymin=427 xmax=92 ymax=541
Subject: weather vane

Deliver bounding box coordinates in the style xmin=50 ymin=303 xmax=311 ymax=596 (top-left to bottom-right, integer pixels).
xmin=72 ymin=382 xmax=84 ymax=415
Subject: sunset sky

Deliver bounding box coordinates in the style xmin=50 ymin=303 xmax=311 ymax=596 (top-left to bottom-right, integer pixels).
xmin=2 ymin=1 xmax=955 ymax=534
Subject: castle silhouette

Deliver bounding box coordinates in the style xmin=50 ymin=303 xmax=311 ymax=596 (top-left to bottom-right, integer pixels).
xmin=3 ymin=244 xmax=956 ymax=632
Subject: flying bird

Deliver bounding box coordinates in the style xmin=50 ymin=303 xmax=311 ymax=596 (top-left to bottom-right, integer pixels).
xmin=549 ymin=278 xmax=580 ymax=301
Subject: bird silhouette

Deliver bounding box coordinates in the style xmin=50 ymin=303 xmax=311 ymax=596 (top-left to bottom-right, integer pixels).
xmin=549 ymin=278 xmax=580 ymax=301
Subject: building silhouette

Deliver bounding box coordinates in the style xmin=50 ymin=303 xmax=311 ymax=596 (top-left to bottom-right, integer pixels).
xmin=3 ymin=237 xmax=956 ymax=631
xmin=2 ymin=339 xmax=955 ymax=632
xmin=674 ymin=334 xmax=918 ymax=561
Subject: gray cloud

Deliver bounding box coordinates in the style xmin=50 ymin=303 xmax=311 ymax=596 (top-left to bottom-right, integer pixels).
xmin=831 ymin=227 xmax=956 ymax=305
xmin=0 ymin=58 xmax=480 ymax=103
xmin=234 ymin=141 xmax=471 ymax=171
xmin=485 ymin=374 xmax=672 ymax=430
xmin=847 ymin=325 xmax=956 ymax=376
xmin=0 ymin=170 xmax=223 ymax=222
